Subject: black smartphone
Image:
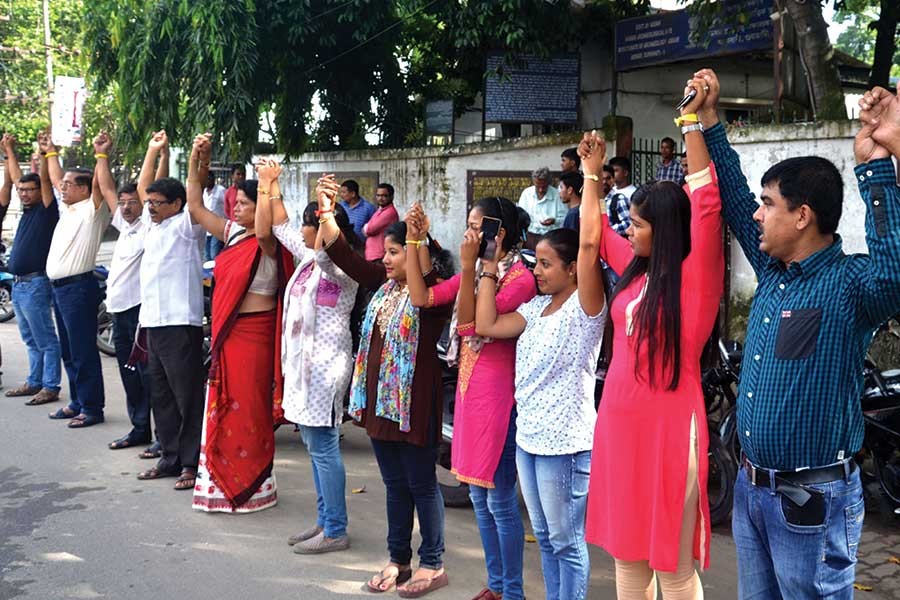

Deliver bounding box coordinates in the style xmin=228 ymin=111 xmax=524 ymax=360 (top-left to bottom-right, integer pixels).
xmin=478 ymin=216 xmax=502 ymax=259
xmin=675 ymin=89 xmax=697 ymax=111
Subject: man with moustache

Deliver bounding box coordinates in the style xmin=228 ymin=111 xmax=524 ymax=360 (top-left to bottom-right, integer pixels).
xmin=0 ymin=133 xmax=61 ymax=406
xmin=91 ymin=132 xmax=163 ymax=451
xmin=134 ymin=131 xmax=206 ymax=491
xmin=41 ymin=132 xmax=109 ymax=428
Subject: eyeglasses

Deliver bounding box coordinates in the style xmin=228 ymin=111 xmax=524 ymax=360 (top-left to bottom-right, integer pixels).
xmin=116 ymin=200 xmax=140 ymax=207
xmin=146 ymin=199 xmax=176 ymax=208
xmin=16 ymin=187 xmax=39 ymax=194
xmin=59 ymin=181 xmax=87 ymax=190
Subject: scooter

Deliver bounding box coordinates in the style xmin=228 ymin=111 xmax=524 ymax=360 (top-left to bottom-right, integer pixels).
xmin=0 ymin=243 xmax=16 ymax=323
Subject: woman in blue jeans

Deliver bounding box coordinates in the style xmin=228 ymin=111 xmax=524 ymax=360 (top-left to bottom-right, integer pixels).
xmin=476 ymin=158 xmax=607 ymax=600
xmin=406 ymin=198 xmax=535 ymax=600
xmin=255 ymin=162 xmax=360 ymax=552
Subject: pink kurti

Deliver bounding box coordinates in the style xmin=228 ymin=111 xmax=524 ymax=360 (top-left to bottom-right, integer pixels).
xmin=585 ymin=166 xmax=724 ymax=572
xmin=426 ymin=261 xmax=537 ymax=487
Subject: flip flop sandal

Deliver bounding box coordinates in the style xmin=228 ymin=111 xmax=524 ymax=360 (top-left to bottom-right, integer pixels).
xmin=48 ymin=407 xmax=79 ymax=420
xmin=137 ymin=466 xmax=176 ymax=481
xmin=366 ymin=565 xmax=412 ymax=593
xmin=174 ymin=472 xmax=196 ymax=491
xmin=67 ymin=414 xmax=104 ymax=429
xmin=397 ymin=572 xmax=449 ymax=598
xmin=25 ymin=391 xmax=59 ymax=406
xmin=109 ymin=436 xmax=144 ymax=450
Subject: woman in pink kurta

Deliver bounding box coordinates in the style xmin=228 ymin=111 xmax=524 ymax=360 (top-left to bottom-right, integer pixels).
xmin=584 ymin=81 xmax=724 ymax=598
xmin=407 ymin=197 xmax=536 ymax=600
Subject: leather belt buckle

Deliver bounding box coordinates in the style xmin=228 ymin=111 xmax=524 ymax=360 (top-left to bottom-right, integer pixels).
xmin=749 ymin=463 xmax=757 ymax=486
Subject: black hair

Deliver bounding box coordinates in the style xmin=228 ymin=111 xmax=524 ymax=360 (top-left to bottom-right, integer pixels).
xmin=235 ymin=179 xmax=259 ymax=203
xmin=145 ymin=177 xmax=186 ymax=211
xmin=230 ymin=163 xmax=245 ymax=175
xmin=605 ymin=180 xmax=691 ymax=391
xmin=609 ymin=156 xmax=631 ymax=173
xmin=559 ymin=171 xmax=584 ymax=197
xmin=538 ymin=227 xmax=579 ymax=265
xmin=660 ymin=137 xmax=676 ymax=148
xmin=384 ymin=220 xmax=406 ymax=246
xmin=67 ymin=167 xmax=93 ymax=194
xmin=301 ymin=202 xmax=361 ymax=250
xmin=376 ymin=182 xmax=394 ymax=198
xmin=516 ymin=207 xmax=531 ymax=243
xmin=474 ymin=196 xmax=524 ymax=253
xmin=602 ymin=165 xmax=614 ymax=176
xmin=341 ymin=179 xmax=360 ymax=196
xmin=561 ymin=147 xmax=581 ymax=169
xmin=760 ymin=156 xmax=843 ymax=235
xmin=117 ymin=182 xmax=137 ymax=197
xmin=19 ymin=173 xmax=40 ymax=187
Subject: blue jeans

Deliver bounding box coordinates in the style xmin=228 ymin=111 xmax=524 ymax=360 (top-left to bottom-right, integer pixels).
xmin=12 ymin=276 xmax=61 ymax=391
xmin=516 ymin=448 xmax=591 ymax=600
xmin=469 ymin=410 xmax=524 ymax=600
xmin=111 ymin=305 xmax=151 ymax=439
xmin=52 ymin=277 xmax=104 ymax=417
xmin=733 ymin=465 xmax=865 ymax=599
xmin=370 ymin=439 xmax=445 ymax=570
xmin=299 ymin=425 xmax=348 ymax=538
xmin=205 ymin=236 xmax=223 ymax=261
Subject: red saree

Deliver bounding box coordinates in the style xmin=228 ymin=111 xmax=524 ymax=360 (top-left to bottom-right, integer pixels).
xmin=202 ymin=236 xmax=294 ymax=509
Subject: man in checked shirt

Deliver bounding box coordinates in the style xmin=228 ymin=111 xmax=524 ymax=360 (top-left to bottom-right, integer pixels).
xmin=696 ymin=69 xmax=900 ymax=599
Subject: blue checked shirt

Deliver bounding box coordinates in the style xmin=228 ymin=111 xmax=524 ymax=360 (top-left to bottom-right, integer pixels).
xmin=705 ymin=122 xmax=900 ymax=470
xmin=656 ymin=159 xmax=685 ymax=183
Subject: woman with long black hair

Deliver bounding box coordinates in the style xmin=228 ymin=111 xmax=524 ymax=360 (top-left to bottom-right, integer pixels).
xmin=584 ymin=79 xmax=724 ymax=598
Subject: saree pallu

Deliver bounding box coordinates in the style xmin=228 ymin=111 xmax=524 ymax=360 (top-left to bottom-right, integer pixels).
xmin=193 ymin=311 xmax=278 ymax=513
xmin=192 ymin=234 xmax=293 ymax=513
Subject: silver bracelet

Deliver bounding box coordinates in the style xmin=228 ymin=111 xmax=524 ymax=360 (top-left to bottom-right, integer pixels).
xmin=681 ymin=123 xmax=703 ymax=135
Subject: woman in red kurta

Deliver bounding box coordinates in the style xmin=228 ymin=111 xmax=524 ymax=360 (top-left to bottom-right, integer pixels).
xmin=583 ymin=80 xmax=724 ymax=598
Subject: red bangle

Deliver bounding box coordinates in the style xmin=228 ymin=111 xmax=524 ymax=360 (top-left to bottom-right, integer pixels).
xmin=315 ymin=208 xmax=333 ymax=217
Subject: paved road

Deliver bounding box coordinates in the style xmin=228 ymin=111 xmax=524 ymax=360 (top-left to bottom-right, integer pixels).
xmin=0 ymin=322 xmax=896 ymax=599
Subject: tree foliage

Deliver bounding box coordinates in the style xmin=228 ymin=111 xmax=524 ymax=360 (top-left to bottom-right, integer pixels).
xmin=835 ymin=0 xmax=899 ymax=88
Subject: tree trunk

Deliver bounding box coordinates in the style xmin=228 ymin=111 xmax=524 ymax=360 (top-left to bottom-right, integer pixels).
xmin=783 ymin=0 xmax=846 ymax=120
xmin=869 ymin=0 xmax=899 ymax=90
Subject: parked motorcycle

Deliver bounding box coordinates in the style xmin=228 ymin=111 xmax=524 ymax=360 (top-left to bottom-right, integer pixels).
xmin=95 ymin=266 xmax=115 ymax=356
xmin=0 ymin=244 xmax=17 ymax=323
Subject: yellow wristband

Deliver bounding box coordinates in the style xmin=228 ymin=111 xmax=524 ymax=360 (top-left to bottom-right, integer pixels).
xmin=44 ymin=151 xmax=58 ymax=158
xmin=673 ymin=114 xmax=699 ymax=127
xmin=583 ymin=173 xmax=600 ymax=182
xmin=94 ymin=153 xmax=108 ymax=159
xmin=405 ymin=239 xmax=423 ymax=248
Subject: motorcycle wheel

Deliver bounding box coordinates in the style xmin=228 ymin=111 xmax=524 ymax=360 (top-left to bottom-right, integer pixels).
xmin=439 ymin=481 xmax=472 ymax=508
xmin=708 ymin=430 xmax=737 ymax=526
xmin=872 ymin=442 xmax=900 ymax=506
xmin=96 ymin=303 xmax=116 ymax=356
xmin=0 ymin=281 xmax=15 ymax=323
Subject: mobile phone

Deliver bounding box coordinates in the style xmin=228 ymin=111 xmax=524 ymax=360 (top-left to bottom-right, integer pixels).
xmin=478 ymin=216 xmax=502 ymax=259
xmin=675 ymin=89 xmax=697 ymax=111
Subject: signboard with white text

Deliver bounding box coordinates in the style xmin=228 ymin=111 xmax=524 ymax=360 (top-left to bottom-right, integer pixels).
xmin=51 ymin=76 xmax=87 ymax=147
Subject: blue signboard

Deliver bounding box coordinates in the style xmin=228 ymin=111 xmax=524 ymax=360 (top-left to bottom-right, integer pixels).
xmin=484 ymin=53 xmax=580 ymax=124
xmin=615 ymin=0 xmax=773 ymax=71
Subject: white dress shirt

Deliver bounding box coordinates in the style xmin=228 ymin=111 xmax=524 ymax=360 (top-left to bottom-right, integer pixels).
xmin=46 ymin=199 xmax=110 ymax=280
xmin=106 ymin=207 xmax=147 ymax=313
xmin=517 ymin=185 xmax=568 ymax=236
xmin=139 ymin=210 xmax=205 ymax=327
xmin=203 ymin=185 xmax=226 ymax=224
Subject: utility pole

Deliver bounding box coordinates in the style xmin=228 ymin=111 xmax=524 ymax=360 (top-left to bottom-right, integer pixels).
xmin=42 ymin=0 xmax=53 ymax=117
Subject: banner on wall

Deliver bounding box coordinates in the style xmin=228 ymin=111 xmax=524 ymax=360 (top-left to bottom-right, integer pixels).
xmin=51 ymin=76 xmax=87 ymax=147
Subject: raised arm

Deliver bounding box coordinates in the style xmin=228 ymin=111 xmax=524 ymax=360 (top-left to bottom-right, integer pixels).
xmin=38 ymin=148 xmax=54 ymax=208
xmin=405 ymin=204 xmax=432 ymax=307
xmin=252 ymin=159 xmax=278 ymax=258
xmin=474 ymin=230 xmax=528 ymax=338
xmin=137 ymin=130 xmax=167 ymax=203
xmin=575 ymin=131 xmax=607 ymax=317
xmin=4 ymin=134 xmax=23 ymax=189
xmin=37 ymin=132 xmax=63 ymax=193
xmin=853 ymin=88 xmax=900 ymax=328
xmin=1 ymin=135 xmax=12 ymax=209
xmin=155 ymin=143 xmax=169 ymax=180
xmin=93 ymin=132 xmax=118 ymax=212
xmin=694 ymin=68 xmax=768 ymax=276
xmin=186 ymin=134 xmax=226 ymax=239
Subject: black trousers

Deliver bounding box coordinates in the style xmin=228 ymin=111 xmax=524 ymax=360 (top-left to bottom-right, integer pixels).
xmin=111 ymin=305 xmax=152 ymax=440
xmin=146 ymin=325 xmax=205 ymax=472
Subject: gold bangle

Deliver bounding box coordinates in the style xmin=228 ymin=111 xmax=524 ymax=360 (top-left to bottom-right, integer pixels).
xmin=258 ymin=189 xmax=270 ymax=196
xmin=583 ymin=173 xmax=600 ymax=182
xmin=94 ymin=153 xmax=108 ymax=159
xmin=44 ymin=151 xmax=58 ymax=158
xmin=318 ymin=214 xmax=334 ymax=224
xmin=406 ymin=239 xmax=423 ymax=248
xmin=269 ymin=194 xmax=283 ymax=202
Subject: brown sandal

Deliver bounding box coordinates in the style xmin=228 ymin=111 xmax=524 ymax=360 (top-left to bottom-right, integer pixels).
xmin=366 ymin=564 xmax=412 ymax=593
xmin=174 ymin=471 xmax=196 ymax=491
xmin=397 ymin=571 xmax=448 ymax=598
xmin=137 ymin=466 xmax=176 ymax=480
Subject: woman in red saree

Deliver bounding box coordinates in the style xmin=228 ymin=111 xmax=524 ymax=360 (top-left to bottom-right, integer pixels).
xmin=184 ymin=135 xmax=293 ymax=512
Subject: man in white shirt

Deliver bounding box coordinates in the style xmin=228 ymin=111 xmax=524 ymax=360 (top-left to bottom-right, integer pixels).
xmin=40 ymin=132 xmax=110 ymax=429
xmin=202 ymin=171 xmax=226 ymax=259
xmin=134 ymin=131 xmax=206 ymax=488
xmin=92 ymin=132 xmax=160 ymax=451
xmin=518 ymin=166 xmax=568 ymax=249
